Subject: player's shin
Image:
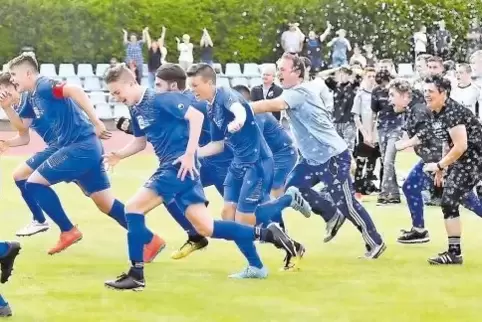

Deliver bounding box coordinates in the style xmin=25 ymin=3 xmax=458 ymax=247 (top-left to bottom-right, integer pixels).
xmin=14 ymin=179 xmax=46 ymax=223
xmin=25 ymin=182 xmax=74 ymax=232
xmin=107 ymin=199 xmax=128 ymax=229
xmin=255 ymin=195 xmax=292 ymax=227
xmin=125 ymin=214 xmax=146 ymax=275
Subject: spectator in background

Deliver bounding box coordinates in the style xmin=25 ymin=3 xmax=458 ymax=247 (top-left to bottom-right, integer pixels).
xmin=413 ymin=25 xmax=428 ymax=58
xmin=328 ymin=29 xmax=352 ymax=67
xmin=251 ymin=64 xmax=283 ymax=120
xmin=176 ymin=34 xmax=194 ymax=71
xmin=123 ymin=28 xmax=146 ymax=80
xmin=364 ymin=43 xmax=377 ymax=67
xmin=376 ymin=58 xmax=397 ymax=76
xmin=281 ymin=22 xmax=305 ymax=55
xmin=200 ymin=28 xmax=214 ymax=66
xmin=305 ymin=22 xmax=332 ymax=72
xmin=323 ymin=66 xmax=361 ymax=154
xmin=127 ymin=60 xmax=141 ymax=84
xmin=109 ymin=57 xmax=118 ymax=68
xmin=426 ymin=56 xmax=444 ymax=76
xmin=371 ymin=69 xmax=401 ymax=205
xmin=352 ymin=67 xmax=380 ymax=196
xmin=145 ymin=26 xmax=166 ymax=89
xmin=432 ymin=20 xmax=452 ymax=60
xmin=470 ymin=50 xmax=482 ymax=85
xmin=350 ymin=44 xmax=367 ymax=67
xmin=467 ymin=19 xmax=482 ymax=59
xmin=412 ymin=54 xmax=432 ymax=90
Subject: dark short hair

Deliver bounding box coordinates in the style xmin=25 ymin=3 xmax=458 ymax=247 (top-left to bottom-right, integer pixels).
xmin=232 ymin=85 xmax=250 ymax=97
xmin=103 ymin=63 xmax=135 ymax=84
xmin=8 ymin=52 xmax=39 ymax=71
xmin=424 ymin=75 xmax=452 ymax=94
xmin=427 ymin=56 xmax=443 ymax=65
xmin=156 ymin=63 xmax=187 ymax=90
xmin=389 ymin=79 xmax=412 ymax=96
xmin=375 ymin=69 xmax=393 ymax=84
xmin=0 ymin=72 xmax=13 ymax=87
xmin=186 ymin=63 xmax=217 ymax=85
xmin=281 ymin=52 xmax=305 ymax=79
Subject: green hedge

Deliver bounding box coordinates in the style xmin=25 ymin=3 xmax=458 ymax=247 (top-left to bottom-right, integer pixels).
xmin=0 ymin=0 xmax=480 ymax=65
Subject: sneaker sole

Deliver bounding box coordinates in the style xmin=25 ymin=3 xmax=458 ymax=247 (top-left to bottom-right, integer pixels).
xmin=171 ymin=243 xmax=209 ymax=260
xmin=48 ymin=236 xmax=83 ymax=255
xmin=281 ymin=246 xmax=306 ymax=272
xmin=104 ymin=284 xmax=145 ymax=292
xmin=323 ymin=215 xmax=346 ymax=243
xmin=361 ymin=243 xmax=387 ymax=259
xmin=397 ymin=237 xmax=430 ymax=244
xmin=16 ymin=226 xmax=50 ymax=237
xmin=1 ymin=245 xmax=21 ymax=284
xmin=427 ymin=258 xmax=463 ymax=265
xmin=145 ymin=244 xmax=167 ymax=264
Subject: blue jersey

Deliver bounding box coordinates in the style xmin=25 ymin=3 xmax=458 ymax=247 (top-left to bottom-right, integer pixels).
xmin=18 ymin=92 xmax=57 ymax=146
xmin=25 ymin=77 xmax=95 ymax=146
xmin=131 ymin=89 xmax=201 ymax=165
xmin=183 ymin=90 xmax=233 ymax=166
xmin=208 ymin=87 xmax=272 ymax=164
xmin=255 ymin=113 xmax=293 ymax=154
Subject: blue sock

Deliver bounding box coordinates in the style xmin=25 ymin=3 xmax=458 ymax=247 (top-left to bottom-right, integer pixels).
xmin=235 ymin=240 xmax=263 ymax=268
xmin=255 ymin=194 xmax=292 ymax=226
xmin=15 ymin=179 xmax=46 ymax=223
xmin=165 ymin=202 xmax=198 ymax=238
xmin=126 ymin=213 xmax=147 ymax=263
xmin=462 ymin=191 xmax=482 ymax=218
xmin=0 ymin=295 xmax=7 ymax=307
xmin=211 ymin=220 xmax=255 ymax=241
xmin=108 ymin=199 xmax=127 ymax=229
xmin=25 ymin=182 xmax=74 ymax=232
xmin=0 ymin=242 xmax=9 ymax=257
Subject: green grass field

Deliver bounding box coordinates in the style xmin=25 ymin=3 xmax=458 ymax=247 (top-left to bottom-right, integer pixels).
xmin=1 ymin=152 xmax=482 ymax=322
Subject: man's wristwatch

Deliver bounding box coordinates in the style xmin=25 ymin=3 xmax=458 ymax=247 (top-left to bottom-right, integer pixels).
xmin=436 ymin=162 xmax=444 ymax=171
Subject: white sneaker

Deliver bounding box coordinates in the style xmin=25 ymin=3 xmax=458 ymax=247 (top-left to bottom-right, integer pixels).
xmin=16 ymin=220 xmax=50 ymax=237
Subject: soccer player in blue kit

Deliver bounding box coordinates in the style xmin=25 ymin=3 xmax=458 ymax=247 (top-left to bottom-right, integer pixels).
xmin=250 ymin=54 xmax=386 ymax=258
xmin=5 ymin=53 xmax=164 ymax=261
xmin=102 ymin=64 xmax=299 ymax=289
xmin=0 ymin=241 xmax=20 ymax=317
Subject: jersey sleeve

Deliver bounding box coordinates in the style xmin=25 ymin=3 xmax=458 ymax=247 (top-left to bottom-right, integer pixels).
xmin=155 ymin=93 xmax=190 ymax=120
xmin=255 ymin=114 xmax=266 ymax=133
xmin=280 ymin=88 xmax=305 ymax=110
xmin=36 ymin=78 xmax=65 ymax=100
xmin=129 ymin=111 xmax=146 ymax=137
xmin=351 ymin=93 xmax=362 ymax=115
xmin=210 ymin=121 xmax=225 ymax=141
xmin=18 ymin=94 xmax=35 ymax=119
xmin=444 ymin=102 xmax=466 ymax=129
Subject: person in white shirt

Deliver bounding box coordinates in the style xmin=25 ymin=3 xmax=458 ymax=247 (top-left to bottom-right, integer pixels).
xmin=451 ymin=63 xmax=481 ymax=117
xmin=176 ymin=34 xmax=194 ymax=71
xmin=413 ymin=25 xmax=428 ymax=57
xmin=281 ymin=23 xmax=305 ymax=54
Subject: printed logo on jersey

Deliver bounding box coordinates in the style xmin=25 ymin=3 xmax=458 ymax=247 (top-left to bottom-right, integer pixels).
xmin=136 ymin=115 xmax=150 ymax=130
xmin=177 ymin=103 xmax=184 ymax=109
xmin=33 ymin=105 xmax=42 ymax=118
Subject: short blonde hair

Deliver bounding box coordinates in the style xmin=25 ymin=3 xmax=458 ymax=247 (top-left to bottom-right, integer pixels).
xmin=8 ymin=52 xmax=39 ymax=71
xmin=103 ymin=63 xmax=136 ymax=84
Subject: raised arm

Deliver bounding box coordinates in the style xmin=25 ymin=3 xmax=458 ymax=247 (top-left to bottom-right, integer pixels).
xmin=158 ymin=26 xmax=166 ymax=48
xmin=122 ymin=29 xmax=128 ymax=45
xmin=144 ymin=27 xmax=152 ymax=48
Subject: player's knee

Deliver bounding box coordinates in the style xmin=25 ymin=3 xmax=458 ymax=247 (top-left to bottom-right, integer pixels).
xmin=442 ymin=204 xmax=460 ymax=219
xmin=221 ymin=203 xmax=236 ymax=221
xmin=125 ymin=201 xmax=145 ymax=215
xmin=13 ymin=163 xmax=33 ymax=182
xmin=90 ymin=190 xmax=114 ymax=214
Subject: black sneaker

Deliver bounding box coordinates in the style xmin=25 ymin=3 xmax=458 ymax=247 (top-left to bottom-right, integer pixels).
xmin=376 ymin=197 xmax=388 ymax=206
xmin=282 ymin=241 xmax=306 ymax=271
xmin=267 ymin=223 xmax=297 ymax=257
xmin=0 ymin=241 xmax=21 ymax=284
xmin=397 ymin=228 xmax=430 ymax=244
xmin=0 ymin=304 xmax=12 ymax=317
xmin=386 ymin=197 xmax=401 ymax=204
xmin=428 ymin=251 xmax=463 ymax=265
xmin=426 ymin=198 xmax=442 ymax=207
xmin=323 ymin=210 xmax=346 ymax=243
xmin=105 ymin=269 xmax=145 ymax=291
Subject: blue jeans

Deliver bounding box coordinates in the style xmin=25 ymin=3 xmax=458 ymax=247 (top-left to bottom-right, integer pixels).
xmin=148 ymin=72 xmax=156 ymax=89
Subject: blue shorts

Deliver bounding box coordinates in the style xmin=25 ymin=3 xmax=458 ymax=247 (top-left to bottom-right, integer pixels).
xmin=272 ymin=147 xmax=297 ymax=190
xmin=199 ymin=159 xmax=229 ymax=196
xmin=144 ymin=165 xmax=206 ymax=214
xmin=26 ymin=145 xmax=59 ymax=170
xmin=224 ymin=158 xmax=274 ymax=213
xmin=37 ymin=135 xmax=110 ymax=196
